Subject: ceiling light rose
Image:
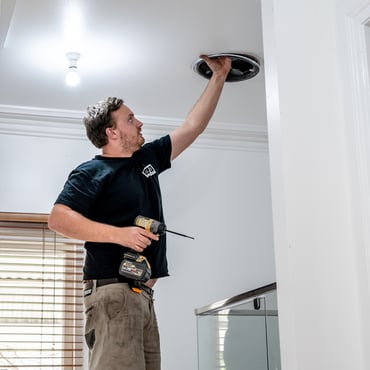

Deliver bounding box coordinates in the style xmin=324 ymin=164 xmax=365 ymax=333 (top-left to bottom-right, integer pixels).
xmin=65 ymin=52 xmax=81 ymax=87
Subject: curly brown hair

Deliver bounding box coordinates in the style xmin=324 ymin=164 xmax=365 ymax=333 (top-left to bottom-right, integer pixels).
xmin=83 ymin=97 xmax=124 ymax=148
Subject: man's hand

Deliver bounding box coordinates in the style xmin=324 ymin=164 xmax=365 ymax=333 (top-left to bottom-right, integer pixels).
xmin=119 ymin=226 xmax=159 ymax=253
xmin=199 ymin=54 xmax=232 ymax=80
xmin=48 ymin=204 xmax=159 ymax=252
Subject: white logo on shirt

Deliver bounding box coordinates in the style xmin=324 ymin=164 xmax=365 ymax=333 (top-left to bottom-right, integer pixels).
xmin=142 ymin=164 xmax=156 ymax=178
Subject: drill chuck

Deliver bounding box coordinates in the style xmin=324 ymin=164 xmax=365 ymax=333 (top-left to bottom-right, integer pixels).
xmin=134 ymin=215 xmax=195 ymax=239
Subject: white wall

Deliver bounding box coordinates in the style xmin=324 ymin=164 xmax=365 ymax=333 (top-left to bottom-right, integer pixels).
xmin=262 ymin=0 xmax=370 ymax=369
xmin=367 ymin=22 xmax=370 ymax=67
xmin=0 ymin=114 xmax=275 ymax=370
xmin=0 ymin=134 xmax=98 ymax=213
xmin=157 ymin=146 xmax=275 ymax=370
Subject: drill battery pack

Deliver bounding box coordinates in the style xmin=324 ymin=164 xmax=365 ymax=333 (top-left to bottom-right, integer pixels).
xmin=119 ymin=251 xmax=151 ymax=283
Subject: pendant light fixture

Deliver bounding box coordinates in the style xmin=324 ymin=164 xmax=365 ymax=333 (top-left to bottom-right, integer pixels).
xmin=65 ymin=52 xmax=81 ymax=87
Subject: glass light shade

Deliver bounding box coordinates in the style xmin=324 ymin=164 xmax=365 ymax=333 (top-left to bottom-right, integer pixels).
xmin=66 ymin=67 xmax=80 ymax=86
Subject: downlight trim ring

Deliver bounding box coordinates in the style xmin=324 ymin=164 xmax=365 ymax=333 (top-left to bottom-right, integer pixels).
xmin=192 ymin=52 xmax=261 ymax=82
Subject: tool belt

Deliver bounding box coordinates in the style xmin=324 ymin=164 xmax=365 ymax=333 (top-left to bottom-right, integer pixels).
xmin=83 ymin=277 xmax=154 ymax=297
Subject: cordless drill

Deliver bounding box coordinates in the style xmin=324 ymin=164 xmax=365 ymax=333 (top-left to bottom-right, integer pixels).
xmin=134 ymin=215 xmax=194 ymax=239
xmin=119 ymin=216 xmax=194 ymax=284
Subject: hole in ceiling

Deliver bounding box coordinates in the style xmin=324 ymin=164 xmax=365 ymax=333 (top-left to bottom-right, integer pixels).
xmin=192 ymin=52 xmax=261 ymax=82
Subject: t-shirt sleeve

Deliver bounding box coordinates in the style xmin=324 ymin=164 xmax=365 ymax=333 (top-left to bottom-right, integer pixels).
xmin=146 ymin=134 xmax=172 ymax=174
xmin=54 ymin=166 xmax=103 ymax=216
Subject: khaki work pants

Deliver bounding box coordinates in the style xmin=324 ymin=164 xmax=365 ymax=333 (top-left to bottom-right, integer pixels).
xmin=84 ymin=282 xmax=161 ymax=370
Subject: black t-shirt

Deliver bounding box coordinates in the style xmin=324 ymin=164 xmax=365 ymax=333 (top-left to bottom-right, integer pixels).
xmin=55 ymin=135 xmax=172 ymax=280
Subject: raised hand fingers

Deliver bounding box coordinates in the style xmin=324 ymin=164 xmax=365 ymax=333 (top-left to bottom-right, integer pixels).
xmin=199 ymin=54 xmax=231 ymax=78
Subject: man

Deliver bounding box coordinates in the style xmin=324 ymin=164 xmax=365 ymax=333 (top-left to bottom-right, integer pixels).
xmin=48 ymin=54 xmax=231 ymax=370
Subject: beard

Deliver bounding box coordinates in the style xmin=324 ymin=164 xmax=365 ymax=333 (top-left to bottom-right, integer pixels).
xmin=135 ymin=133 xmax=145 ymax=151
xmin=138 ymin=132 xmax=145 ymax=147
xmin=121 ymin=132 xmax=145 ymax=153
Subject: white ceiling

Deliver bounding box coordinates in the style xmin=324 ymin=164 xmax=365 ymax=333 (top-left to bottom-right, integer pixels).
xmin=0 ymin=0 xmax=267 ymax=127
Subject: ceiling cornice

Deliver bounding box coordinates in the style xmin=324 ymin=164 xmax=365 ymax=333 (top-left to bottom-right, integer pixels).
xmin=0 ymin=104 xmax=268 ymax=152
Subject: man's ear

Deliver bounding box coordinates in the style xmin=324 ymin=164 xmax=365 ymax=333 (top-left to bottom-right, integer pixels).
xmin=106 ymin=127 xmax=117 ymax=139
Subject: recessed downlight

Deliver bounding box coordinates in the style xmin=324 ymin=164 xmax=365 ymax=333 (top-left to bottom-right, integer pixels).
xmin=192 ymin=52 xmax=261 ymax=82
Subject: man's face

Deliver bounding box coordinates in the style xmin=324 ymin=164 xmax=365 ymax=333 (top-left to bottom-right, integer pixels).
xmin=110 ymin=104 xmax=145 ymax=153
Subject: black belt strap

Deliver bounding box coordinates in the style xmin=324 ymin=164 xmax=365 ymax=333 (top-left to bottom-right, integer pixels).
xmin=84 ymin=278 xmax=154 ymax=296
xmin=96 ymin=277 xmax=130 ymax=287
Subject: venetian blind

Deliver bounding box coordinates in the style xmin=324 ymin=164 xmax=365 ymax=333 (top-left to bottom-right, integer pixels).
xmin=0 ymin=215 xmax=84 ymax=369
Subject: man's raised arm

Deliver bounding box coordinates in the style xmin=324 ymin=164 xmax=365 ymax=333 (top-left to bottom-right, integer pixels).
xmin=170 ymin=55 xmax=231 ymax=160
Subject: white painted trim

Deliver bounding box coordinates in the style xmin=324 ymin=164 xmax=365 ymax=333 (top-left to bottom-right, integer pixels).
xmin=345 ymin=2 xmax=370 ymax=368
xmin=346 ymin=1 xmax=370 ymax=295
xmin=0 ymin=104 xmax=268 ymax=152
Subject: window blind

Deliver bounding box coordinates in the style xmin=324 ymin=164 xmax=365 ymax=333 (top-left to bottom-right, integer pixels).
xmin=0 ymin=216 xmax=84 ymax=369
